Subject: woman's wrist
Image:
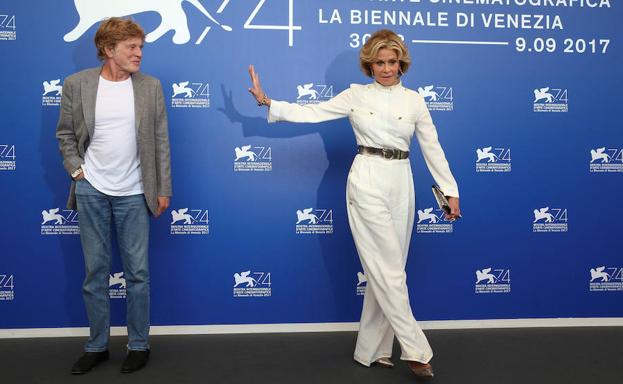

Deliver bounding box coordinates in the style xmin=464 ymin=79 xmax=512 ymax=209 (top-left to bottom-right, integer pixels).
xmin=257 ymin=93 xmax=270 ymax=107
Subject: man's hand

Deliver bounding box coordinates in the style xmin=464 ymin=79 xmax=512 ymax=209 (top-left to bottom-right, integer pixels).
xmin=155 ymin=196 xmax=170 ymax=218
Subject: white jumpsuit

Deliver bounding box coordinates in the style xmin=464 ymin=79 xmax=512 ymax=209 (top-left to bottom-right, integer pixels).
xmin=268 ymin=81 xmax=459 ymax=365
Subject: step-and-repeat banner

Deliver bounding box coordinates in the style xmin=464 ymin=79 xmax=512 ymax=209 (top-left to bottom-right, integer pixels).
xmin=0 ymin=1 xmax=621 ymax=329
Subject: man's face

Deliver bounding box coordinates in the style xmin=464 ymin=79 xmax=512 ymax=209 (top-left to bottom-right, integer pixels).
xmin=106 ymin=37 xmax=143 ymax=75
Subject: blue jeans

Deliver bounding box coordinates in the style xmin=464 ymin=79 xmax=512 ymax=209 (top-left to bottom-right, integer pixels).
xmin=75 ymin=179 xmax=150 ymax=352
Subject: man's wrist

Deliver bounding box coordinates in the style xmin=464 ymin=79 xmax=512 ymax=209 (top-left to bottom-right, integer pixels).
xmin=71 ymin=167 xmax=83 ymax=179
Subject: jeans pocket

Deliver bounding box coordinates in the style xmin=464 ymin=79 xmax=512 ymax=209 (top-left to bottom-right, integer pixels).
xmin=75 ymin=178 xmax=94 ymax=195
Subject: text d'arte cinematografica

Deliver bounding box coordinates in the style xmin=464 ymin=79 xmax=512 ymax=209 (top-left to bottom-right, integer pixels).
xmin=422 ymin=0 xmax=610 ymax=7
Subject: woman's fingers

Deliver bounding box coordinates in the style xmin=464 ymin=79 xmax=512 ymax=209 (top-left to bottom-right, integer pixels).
xmin=446 ymin=197 xmax=461 ymax=220
xmin=449 ymin=209 xmax=461 ymax=220
xmin=248 ymin=64 xmax=270 ymax=106
xmin=248 ymin=66 xmax=257 ymax=96
xmin=248 ymin=64 xmax=263 ymax=98
xmin=248 ymin=65 xmax=256 ymax=89
xmin=248 ymin=67 xmax=255 ymax=88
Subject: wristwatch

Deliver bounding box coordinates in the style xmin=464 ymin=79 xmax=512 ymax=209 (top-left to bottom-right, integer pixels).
xmin=71 ymin=167 xmax=83 ymax=179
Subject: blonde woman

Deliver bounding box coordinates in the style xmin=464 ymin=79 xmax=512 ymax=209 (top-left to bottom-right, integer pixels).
xmin=248 ymin=29 xmax=460 ymax=379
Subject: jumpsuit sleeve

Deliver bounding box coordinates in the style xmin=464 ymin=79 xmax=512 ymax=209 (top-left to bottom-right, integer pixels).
xmin=268 ymin=87 xmax=353 ymax=124
xmin=413 ymin=98 xmax=459 ymax=198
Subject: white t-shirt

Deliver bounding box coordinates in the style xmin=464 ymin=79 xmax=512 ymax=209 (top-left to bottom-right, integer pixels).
xmin=83 ymin=76 xmax=144 ymax=196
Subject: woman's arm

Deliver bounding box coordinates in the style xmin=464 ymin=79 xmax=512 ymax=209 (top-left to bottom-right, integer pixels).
xmin=248 ymin=65 xmax=352 ymax=124
xmin=413 ymin=100 xmax=461 ymax=219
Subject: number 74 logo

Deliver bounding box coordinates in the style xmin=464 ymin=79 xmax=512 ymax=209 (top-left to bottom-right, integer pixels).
xmin=198 ymin=0 xmax=302 ymax=46
xmin=242 ymin=0 xmax=302 ymax=47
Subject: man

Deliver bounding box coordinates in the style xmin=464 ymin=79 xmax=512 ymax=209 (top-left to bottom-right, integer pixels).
xmin=56 ymin=17 xmax=171 ymax=374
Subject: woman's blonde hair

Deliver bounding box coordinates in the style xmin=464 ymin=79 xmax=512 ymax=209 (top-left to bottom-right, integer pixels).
xmin=94 ymin=17 xmax=145 ymax=61
xmin=359 ymin=29 xmax=411 ymax=77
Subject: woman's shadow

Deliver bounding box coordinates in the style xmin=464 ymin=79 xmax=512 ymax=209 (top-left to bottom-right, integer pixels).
xmin=219 ymin=51 xmax=368 ymax=320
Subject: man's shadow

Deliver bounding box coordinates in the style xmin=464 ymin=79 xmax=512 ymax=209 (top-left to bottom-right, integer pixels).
xmin=219 ymin=51 xmax=368 ymax=320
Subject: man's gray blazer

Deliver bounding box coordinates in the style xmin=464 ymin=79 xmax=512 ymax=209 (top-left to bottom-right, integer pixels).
xmin=56 ymin=67 xmax=172 ymax=216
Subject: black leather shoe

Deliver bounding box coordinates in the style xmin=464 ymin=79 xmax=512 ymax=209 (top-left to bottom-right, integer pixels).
xmin=120 ymin=349 xmax=150 ymax=373
xmin=71 ymin=350 xmax=109 ymax=374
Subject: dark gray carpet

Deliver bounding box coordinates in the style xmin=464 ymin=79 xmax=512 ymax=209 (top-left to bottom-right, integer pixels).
xmin=1 ymin=327 xmax=621 ymax=383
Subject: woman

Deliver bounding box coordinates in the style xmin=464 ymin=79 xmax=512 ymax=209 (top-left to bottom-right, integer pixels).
xmin=248 ymin=29 xmax=460 ymax=379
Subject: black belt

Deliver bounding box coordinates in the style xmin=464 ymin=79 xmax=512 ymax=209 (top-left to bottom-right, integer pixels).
xmin=358 ymin=145 xmax=409 ymax=160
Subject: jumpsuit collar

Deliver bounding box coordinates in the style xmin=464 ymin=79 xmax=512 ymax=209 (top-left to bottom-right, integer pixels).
xmin=372 ymin=80 xmax=403 ymax=93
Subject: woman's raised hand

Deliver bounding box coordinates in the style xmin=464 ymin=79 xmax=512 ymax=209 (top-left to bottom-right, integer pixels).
xmin=248 ymin=65 xmax=270 ymax=106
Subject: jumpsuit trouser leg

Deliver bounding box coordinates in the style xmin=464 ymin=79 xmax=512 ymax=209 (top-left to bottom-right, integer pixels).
xmin=347 ymin=155 xmax=433 ymax=366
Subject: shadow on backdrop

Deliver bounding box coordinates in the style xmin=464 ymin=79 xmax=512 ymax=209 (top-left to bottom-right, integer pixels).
xmin=218 ymin=51 xmax=368 ymax=320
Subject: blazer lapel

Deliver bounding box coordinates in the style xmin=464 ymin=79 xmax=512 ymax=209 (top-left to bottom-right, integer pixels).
xmin=132 ymin=72 xmax=145 ymax=136
xmin=81 ymin=69 xmax=99 ymax=139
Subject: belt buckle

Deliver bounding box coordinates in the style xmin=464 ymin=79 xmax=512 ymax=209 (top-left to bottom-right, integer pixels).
xmin=382 ymin=149 xmax=394 ymax=159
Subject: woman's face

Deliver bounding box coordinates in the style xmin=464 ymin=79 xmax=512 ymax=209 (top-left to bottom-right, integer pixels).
xmin=371 ymin=48 xmax=400 ymax=87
